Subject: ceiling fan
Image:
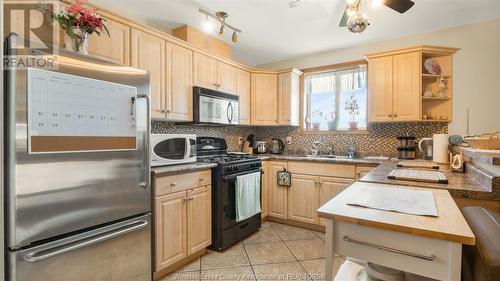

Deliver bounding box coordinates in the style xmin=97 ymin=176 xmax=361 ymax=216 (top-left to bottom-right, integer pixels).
xmin=289 ymin=0 xmax=415 ymax=33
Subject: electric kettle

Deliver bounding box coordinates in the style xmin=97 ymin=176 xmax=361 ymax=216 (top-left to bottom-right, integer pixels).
xmin=418 ymin=138 xmax=433 ymax=160
xmin=270 ymin=139 xmax=285 ymax=154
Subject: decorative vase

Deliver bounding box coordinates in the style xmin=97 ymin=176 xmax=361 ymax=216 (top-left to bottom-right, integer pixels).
xmin=349 ymin=121 xmax=358 ymax=130
xmin=312 ymin=122 xmax=321 ymax=131
xmin=64 ymin=28 xmax=89 ymax=55
xmin=327 ymin=121 xmax=336 ymax=130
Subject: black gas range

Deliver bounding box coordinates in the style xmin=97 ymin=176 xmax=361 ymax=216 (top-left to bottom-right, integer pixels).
xmin=197 ymin=137 xmax=262 ymax=251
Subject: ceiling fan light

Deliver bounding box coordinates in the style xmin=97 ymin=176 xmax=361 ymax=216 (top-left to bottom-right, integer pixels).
xmin=232 ymin=31 xmax=238 ymax=43
xmin=346 ymin=6 xmax=357 ymax=16
xmin=347 ymin=12 xmax=370 ymax=33
xmin=218 ymin=25 xmax=225 ymax=36
xmin=371 ymin=0 xmax=383 ymax=7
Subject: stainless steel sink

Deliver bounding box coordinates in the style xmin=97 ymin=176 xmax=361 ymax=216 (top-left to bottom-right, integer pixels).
xmin=305 ymin=154 xmax=357 ymax=159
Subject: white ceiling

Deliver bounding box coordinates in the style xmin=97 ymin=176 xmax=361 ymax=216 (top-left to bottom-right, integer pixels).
xmin=89 ymin=0 xmax=500 ymax=66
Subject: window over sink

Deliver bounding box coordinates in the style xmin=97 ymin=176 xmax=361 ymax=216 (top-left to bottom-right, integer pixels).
xmin=303 ymin=62 xmax=368 ymax=132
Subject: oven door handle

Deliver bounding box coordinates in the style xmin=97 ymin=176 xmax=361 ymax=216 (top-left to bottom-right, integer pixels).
xmin=223 ymin=169 xmax=263 ymax=181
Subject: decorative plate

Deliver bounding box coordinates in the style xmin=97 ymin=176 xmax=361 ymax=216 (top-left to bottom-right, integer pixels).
xmin=424 ymin=58 xmax=441 ymax=75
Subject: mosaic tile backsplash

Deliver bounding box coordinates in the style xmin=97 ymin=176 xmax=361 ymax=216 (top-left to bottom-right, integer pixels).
xmin=152 ymin=121 xmax=448 ymax=157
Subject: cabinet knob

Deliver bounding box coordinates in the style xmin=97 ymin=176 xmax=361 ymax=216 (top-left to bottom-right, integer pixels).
xmin=388 ymin=113 xmax=393 ymax=117
xmin=170 ymin=182 xmax=176 ymax=187
xmin=189 ymin=197 xmax=194 ymax=201
xmin=199 ymin=177 xmax=204 ymax=182
xmin=161 ymin=109 xmax=167 ymax=113
xmin=394 ymin=113 xmax=398 ymax=117
xmin=183 ymin=198 xmax=189 ymax=202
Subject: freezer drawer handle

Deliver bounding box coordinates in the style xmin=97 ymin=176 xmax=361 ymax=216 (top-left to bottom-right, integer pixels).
xmin=342 ymin=236 xmax=435 ymax=261
xmin=23 ymin=220 xmax=149 ymax=263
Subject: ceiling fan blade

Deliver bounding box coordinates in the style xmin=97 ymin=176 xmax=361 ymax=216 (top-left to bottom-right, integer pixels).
xmin=384 ymin=0 xmax=415 ymax=13
xmin=339 ymin=7 xmax=349 ymax=27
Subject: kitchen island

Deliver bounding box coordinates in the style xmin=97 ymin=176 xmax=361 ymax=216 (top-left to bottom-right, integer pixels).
xmin=317 ymin=181 xmax=475 ymax=281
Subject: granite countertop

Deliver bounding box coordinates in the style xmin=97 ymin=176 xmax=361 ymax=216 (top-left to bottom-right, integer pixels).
xmin=360 ymin=161 xmax=499 ymax=201
xmin=151 ymin=162 xmax=217 ymax=177
xmin=256 ymin=154 xmax=384 ymax=166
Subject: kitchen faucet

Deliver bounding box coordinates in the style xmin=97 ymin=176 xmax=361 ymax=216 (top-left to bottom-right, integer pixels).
xmin=311 ymin=141 xmax=333 ymax=157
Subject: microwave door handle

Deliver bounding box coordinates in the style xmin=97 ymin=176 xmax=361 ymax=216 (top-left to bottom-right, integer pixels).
xmin=229 ymin=102 xmax=234 ymax=123
xmin=185 ymin=138 xmax=190 ymax=160
xmin=226 ymin=102 xmax=231 ymax=124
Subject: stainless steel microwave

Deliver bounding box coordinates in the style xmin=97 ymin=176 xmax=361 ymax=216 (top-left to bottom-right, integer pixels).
xmin=193 ymin=86 xmax=239 ymax=125
xmin=151 ymin=134 xmax=197 ymax=167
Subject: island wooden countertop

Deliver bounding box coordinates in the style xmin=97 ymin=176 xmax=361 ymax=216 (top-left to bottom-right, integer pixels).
xmin=317 ymin=182 xmax=475 ymax=245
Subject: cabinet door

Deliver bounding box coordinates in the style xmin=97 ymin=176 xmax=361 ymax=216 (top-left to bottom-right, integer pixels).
xmin=288 ymin=174 xmax=318 ymax=224
xmin=166 ymin=42 xmax=193 ymax=121
xmin=393 ymin=52 xmax=421 ymax=121
xmin=261 ymin=161 xmax=269 ymax=218
xmin=186 ymin=186 xmax=211 ymax=255
xmin=251 ymin=73 xmax=278 ymax=125
xmin=88 ymin=18 xmax=130 ymax=65
xmin=267 ymin=162 xmax=288 ymax=219
xmin=217 ymin=62 xmax=238 ymax=94
xmin=193 ymin=52 xmax=218 ymax=90
xmin=318 ymin=177 xmax=354 ymax=225
xmin=368 ymin=56 xmax=393 ymax=122
xmin=278 ymin=73 xmax=291 ymax=125
xmin=131 ymin=29 xmax=165 ymax=119
xmin=155 ymin=191 xmax=187 ymax=271
xmin=237 ymin=69 xmax=251 ymax=125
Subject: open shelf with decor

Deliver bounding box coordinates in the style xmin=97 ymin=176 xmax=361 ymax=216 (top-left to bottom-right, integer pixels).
xmin=420 ymin=46 xmax=458 ymax=122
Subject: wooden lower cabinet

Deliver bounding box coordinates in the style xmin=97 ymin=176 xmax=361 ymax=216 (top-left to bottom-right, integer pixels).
xmin=261 ymin=161 xmax=269 ymax=218
xmin=154 ymin=171 xmax=211 ymax=276
xmin=155 ymin=191 xmax=187 ymax=270
xmin=317 ymin=177 xmax=355 ymax=225
xmin=186 ymin=186 xmax=211 ymax=254
xmin=288 ymin=174 xmax=318 ymax=224
xmin=267 ymin=161 xmax=288 ymax=219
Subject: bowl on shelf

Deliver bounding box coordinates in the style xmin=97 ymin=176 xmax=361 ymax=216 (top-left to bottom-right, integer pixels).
xmin=424 ymin=58 xmax=441 ymax=75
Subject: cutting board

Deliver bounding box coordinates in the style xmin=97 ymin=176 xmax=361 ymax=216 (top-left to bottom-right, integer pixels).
xmin=397 ymin=160 xmax=439 ymax=170
xmin=387 ymin=169 xmax=448 ymax=184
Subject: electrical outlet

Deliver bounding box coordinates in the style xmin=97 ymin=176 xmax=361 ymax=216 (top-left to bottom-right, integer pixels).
xmin=238 ymin=137 xmax=243 ymax=145
xmin=286 ymin=136 xmax=292 ymax=145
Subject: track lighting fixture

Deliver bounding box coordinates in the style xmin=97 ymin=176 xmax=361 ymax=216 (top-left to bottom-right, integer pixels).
xmin=199 ymin=9 xmax=242 ymax=43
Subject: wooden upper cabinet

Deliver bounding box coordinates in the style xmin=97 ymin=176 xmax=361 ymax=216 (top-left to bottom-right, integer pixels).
xmin=166 ymin=42 xmax=193 ymax=121
xmin=88 ymin=18 xmax=130 ymax=65
xmin=217 ymin=62 xmax=238 ymax=94
xmin=278 ymin=69 xmax=302 ymax=126
xmin=186 ymin=186 xmax=211 ymax=255
xmin=267 ymin=162 xmax=288 ymax=219
xmin=237 ymin=69 xmax=251 ymax=125
xmin=251 ymin=73 xmax=278 ymax=125
xmin=392 ymin=52 xmax=421 ymax=121
xmin=131 ymin=28 xmax=166 ymax=119
xmin=155 ymin=191 xmax=187 ymax=271
xmin=193 ymin=52 xmax=218 ymax=90
xmin=288 ymin=174 xmax=318 ymax=224
xmin=368 ymin=56 xmax=393 ymax=122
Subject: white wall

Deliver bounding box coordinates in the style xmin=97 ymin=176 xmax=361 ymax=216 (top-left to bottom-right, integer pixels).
xmin=258 ymin=19 xmax=500 ymax=136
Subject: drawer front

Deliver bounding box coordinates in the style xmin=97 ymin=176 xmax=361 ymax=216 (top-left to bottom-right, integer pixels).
xmin=155 ymin=170 xmax=211 ymax=197
xmin=288 ymin=162 xmax=355 ymax=179
xmin=335 ymin=222 xmax=459 ymax=281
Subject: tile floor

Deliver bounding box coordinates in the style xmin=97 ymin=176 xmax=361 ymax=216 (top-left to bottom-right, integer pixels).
xmin=161 ymin=222 xmax=345 ymax=281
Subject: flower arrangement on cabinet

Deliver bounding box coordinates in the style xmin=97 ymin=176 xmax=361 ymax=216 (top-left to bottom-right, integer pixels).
xmin=41 ymin=0 xmax=109 ymax=54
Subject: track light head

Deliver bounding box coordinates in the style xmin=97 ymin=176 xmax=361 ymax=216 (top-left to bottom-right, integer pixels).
xmin=232 ymin=31 xmax=238 ymax=43
xmin=219 ymin=25 xmax=225 ymax=36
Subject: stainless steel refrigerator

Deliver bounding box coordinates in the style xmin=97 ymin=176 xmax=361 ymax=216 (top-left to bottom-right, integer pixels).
xmin=4 ymin=34 xmax=152 ymax=281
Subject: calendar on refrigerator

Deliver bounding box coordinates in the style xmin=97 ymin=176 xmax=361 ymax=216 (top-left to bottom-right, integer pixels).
xmin=27 ymin=67 xmax=138 ymax=153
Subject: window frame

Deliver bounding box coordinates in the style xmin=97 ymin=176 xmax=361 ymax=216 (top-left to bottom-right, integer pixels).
xmin=299 ymin=59 xmax=370 ymax=135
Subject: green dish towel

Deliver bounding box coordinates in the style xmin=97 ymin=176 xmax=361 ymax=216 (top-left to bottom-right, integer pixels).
xmin=235 ymin=172 xmax=262 ymax=222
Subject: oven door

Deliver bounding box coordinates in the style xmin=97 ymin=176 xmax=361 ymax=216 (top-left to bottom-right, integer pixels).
xmin=221 ymin=170 xmax=262 ymax=230
xmin=198 ymin=95 xmax=238 ymax=125
xmin=151 ymin=137 xmax=196 ymax=166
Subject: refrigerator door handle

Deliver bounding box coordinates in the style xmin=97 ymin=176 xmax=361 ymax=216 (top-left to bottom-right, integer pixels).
xmin=23 ymin=220 xmax=149 ymax=263
xmin=137 ymin=93 xmax=151 ymax=189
